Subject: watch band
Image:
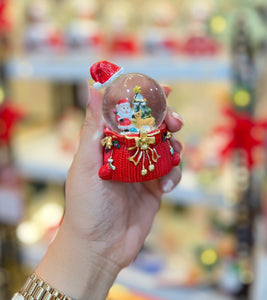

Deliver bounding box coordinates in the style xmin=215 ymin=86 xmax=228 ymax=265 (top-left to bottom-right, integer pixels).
xmin=18 ymin=273 xmax=72 ymax=300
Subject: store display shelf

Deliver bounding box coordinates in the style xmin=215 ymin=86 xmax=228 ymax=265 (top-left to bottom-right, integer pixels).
xmin=13 ymin=128 xmax=225 ymax=206
xmin=164 ymin=184 xmax=226 ymax=207
xmin=12 ymin=128 xmax=73 ymax=183
xmin=6 ymin=54 xmax=231 ymax=82
xmin=117 ymin=267 xmax=233 ymax=300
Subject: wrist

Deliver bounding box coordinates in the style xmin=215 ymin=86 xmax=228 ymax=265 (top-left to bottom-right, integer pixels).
xmin=35 ymin=223 xmax=120 ymax=300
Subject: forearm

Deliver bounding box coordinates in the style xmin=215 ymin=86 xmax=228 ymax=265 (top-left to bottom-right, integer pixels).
xmin=35 ymin=223 xmax=120 ymax=300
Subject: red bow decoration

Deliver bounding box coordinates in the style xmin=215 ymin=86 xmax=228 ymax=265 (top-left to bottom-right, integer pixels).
xmin=0 ymin=0 xmax=11 ymax=33
xmin=215 ymin=107 xmax=267 ymax=168
xmin=0 ymin=101 xmax=25 ymax=146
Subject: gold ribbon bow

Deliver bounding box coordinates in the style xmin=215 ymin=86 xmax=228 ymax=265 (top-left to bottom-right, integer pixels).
xmin=101 ymin=136 xmax=113 ymax=149
xmin=127 ymin=130 xmax=160 ymax=175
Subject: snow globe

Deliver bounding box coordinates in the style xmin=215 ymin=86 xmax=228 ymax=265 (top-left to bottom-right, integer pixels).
xmin=90 ymin=61 xmax=180 ymax=182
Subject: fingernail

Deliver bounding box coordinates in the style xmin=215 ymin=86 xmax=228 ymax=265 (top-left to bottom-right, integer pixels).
xmin=171 ymin=112 xmax=184 ymax=126
xmin=162 ymin=85 xmax=172 ymax=97
xmin=162 ymin=179 xmax=174 ymax=193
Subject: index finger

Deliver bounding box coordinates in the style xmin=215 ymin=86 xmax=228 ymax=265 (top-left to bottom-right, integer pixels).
xmin=161 ymin=85 xmax=184 ymax=132
xmin=165 ymin=107 xmax=184 ymax=132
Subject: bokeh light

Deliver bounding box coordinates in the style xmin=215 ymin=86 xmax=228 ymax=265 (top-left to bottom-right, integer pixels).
xmin=200 ymin=248 xmax=218 ymax=266
xmin=0 ymin=86 xmax=5 ymax=104
xmin=16 ymin=221 xmax=43 ymax=245
xmin=233 ymin=89 xmax=251 ymax=107
xmin=210 ymin=15 xmax=227 ymax=34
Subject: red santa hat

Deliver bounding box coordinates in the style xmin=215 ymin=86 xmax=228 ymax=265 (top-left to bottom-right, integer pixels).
xmin=90 ymin=60 xmax=124 ymax=90
xmin=116 ymin=98 xmax=129 ymax=106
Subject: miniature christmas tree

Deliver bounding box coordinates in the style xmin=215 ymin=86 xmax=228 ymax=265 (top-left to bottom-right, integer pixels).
xmin=132 ymin=86 xmax=153 ymax=119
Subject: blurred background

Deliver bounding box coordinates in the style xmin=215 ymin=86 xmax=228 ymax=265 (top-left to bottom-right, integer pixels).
xmin=1 ymin=0 xmax=267 ymax=299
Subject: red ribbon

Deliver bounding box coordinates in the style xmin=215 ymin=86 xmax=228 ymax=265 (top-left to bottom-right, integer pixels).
xmin=215 ymin=107 xmax=267 ymax=168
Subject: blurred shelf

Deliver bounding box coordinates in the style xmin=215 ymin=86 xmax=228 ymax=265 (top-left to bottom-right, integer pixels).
xmin=12 ymin=129 xmax=226 ymax=207
xmin=12 ymin=128 xmax=73 ymax=183
xmin=6 ymin=54 xmax=231 ymax=82
xmin=117 ymin=267 xmax=233 ymax=300
xmin=164 ymin=184 xmax=226 ymax=207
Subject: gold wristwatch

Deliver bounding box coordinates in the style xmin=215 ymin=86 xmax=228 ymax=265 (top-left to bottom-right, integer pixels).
xmin=12 ymin=273 xmax=72 ymax=300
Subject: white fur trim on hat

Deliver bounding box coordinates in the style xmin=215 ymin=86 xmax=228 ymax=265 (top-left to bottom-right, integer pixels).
xmin=93 ymin=67 xmax=124 ymax=90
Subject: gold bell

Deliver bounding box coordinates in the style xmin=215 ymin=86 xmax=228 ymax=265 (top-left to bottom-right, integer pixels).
xmin=148 ymin=164 xmax=155 ymax=171
xmin=166 ymin=131 xmax=172 ymax=139
xmin=141 ymin=169 xmax=148 ymax=176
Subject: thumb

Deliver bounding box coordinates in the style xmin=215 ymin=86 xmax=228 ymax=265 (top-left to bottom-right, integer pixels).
xmin=75 ymin=86 xmax=104 ymax=169
xmin=85 ymin=86 xmax=103 ymax=127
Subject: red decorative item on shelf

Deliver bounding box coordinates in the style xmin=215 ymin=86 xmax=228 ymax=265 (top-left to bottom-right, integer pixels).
xmin=0 ymin=0 xmax=11 ymax=33
xmin=48 ymin=30 xmax=65 ymax=50
xmin=109 ymin=34 xmax=140 ymax=56
xmin=183 ymin=35 xmax=219 ymax=56
xmin=90 ymin=61 xmax=180 ymax=182
xmin=215 ymin=107 xmax=267 ymax=168
xmin=0 ymin=101 xmax=25 ymax=146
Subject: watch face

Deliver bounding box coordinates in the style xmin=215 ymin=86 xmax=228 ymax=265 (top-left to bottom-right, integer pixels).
xmin=12 ymin=293 xmax=24 ymax=300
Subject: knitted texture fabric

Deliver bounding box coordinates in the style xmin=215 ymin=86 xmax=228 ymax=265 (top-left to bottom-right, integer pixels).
xmin=99 ymin=122 xmax=180 ymax=182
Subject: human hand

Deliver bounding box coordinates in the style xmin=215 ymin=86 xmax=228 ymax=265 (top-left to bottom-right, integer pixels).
xmin=64 ymin=85 xmax=183 ymax=265
xmin=35 ymin=86 xmax=183 ymax=300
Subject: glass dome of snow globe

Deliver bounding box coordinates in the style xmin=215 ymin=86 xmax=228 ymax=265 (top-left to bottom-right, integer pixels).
xmin=102 ymin=73 xmax=167 ymax=134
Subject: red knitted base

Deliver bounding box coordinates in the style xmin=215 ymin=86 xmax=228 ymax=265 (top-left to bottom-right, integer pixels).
xmin=99 ymin=122 xmax=180 ymax=182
